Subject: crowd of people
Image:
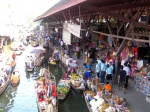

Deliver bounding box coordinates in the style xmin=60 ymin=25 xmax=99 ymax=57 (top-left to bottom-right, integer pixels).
xmin=40 ymin=30 xmax=132 ymax=95
xmin=25 ymin=56 xmax=34 ymax=68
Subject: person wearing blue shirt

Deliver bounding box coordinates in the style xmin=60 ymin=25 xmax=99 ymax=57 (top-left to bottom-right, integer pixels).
xmin=109 ymin=62 xmax=114 ymax=75
xmin=95 ymin=61 xmax=100 ymax=78
xmin=84 ymin=69 xmax=91 ymax=80
xmin=83 ymin=63 xmax=91 ymax=70
xmin=99 ymin=59 xmax=106 ymax=83
xmin=105 ymin=64 xmax=113 ymax=86
xmin=96 ymin=56 xmax=101 ymax=67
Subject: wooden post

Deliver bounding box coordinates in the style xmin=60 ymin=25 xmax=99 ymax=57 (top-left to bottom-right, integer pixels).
xmin=114 ymin=56 xmax=119 ymax=83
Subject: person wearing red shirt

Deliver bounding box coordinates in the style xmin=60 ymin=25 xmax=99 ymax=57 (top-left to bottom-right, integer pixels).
xmin=12 ymin=52 xmax=16 ymax=60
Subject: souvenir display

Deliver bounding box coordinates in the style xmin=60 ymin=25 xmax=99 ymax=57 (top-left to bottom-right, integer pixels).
xmin=134 ymin=65 xmax=150 ymax=96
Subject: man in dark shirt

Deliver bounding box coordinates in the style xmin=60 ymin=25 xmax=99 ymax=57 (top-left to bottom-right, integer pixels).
xmin=118 ymin=65 xmax=126 ymax=93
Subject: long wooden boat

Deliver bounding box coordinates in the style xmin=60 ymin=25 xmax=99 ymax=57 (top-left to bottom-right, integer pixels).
xmin=11 ymin=71 xmax=20 ymax=87
xmin=36 ymin=68 xmax=58 ymax=112
xmin=83 ymin=91 xmax=93 ymax=112
xmin=70 ymin=82 xmax=85 ymax=93
xmin=57 ymin=79 xmax=70 ymax=100
xmin=0 ymin=78 xmax=10 ymax=94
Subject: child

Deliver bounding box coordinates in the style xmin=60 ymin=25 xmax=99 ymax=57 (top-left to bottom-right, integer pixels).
xmin=103 ymin=81 xmax=112 ymax=94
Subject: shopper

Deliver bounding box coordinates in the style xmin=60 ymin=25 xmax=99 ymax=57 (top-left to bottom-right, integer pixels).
xmin=95 ymin=61 xmax=100 ymax=78
xmin=96 ymin=56 xmax=101 ymax=68
xmin=123 ymin=62 xmax=130 ymax=89
xmin=118 ymin=65 xmax=126 ymax=93
xmin=105 ymin=64 xmax=113 ymax=86
xmin=99 ymin=59 xmax=106 ymax=84
xmin=76 ymin=44 xmax=80 ymax=59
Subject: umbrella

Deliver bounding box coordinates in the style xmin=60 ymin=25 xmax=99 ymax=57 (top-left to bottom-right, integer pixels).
xmin=29 ymin=46 xmax=46 ymax=53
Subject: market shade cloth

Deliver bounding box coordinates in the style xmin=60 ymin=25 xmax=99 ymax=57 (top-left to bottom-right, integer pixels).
xmin=63 ymin=23 xmax=71 ymax=45
xmin=67 ymin=23 xmax=81 ymax=38
xmin=29 ymin=46 xmax=46 ymax=53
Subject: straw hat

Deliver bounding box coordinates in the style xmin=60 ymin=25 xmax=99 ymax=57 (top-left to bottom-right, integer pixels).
xmin=46 ymin=97 xmax=52 ymax=101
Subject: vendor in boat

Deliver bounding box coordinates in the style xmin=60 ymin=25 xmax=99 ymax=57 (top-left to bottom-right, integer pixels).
xmin=38 ymin=89 xmax=44 ymax=101
xmin=5 ymin=64 xmax=11 ymax=78
xmin=0 ymin=68 xmax=7 ymax=82
xmin=85 ymin=93 xmax=94 ymax=102
xmin=12 ymin=52 xmax=16 ymax=60
xmin=11 ymin=59 xmax=15 ymax=67
xmin=48 ymin=56 xmax=54 ymax=63
xmin=11 ymin=72 xmax=19 ymax=84
xmin=37 ymin=84 xmax=45 ymax=100
xmin=53 ymin=48 xmax=59 ymax=59
xmin=26 ymin=56 xmax=34 ymax=68
xmin=26 ymin=56 xmax=30 ymax=62
xmin=51 ymin=83 xmax=57 ymax=97
xmin=0 ymin=69 xmax=6 ymax=86
xmin=30 ymin=56 xmax=34 ymax=61
xmin=0 ymin=76 xmax=3 ymax=87
xmin=62 ymin=72 xmax=69 ymax=80
xmin=103 ymin=81 xmax=112 ymax=94
xmin=44 ymin=98 xmax=54 ymax=112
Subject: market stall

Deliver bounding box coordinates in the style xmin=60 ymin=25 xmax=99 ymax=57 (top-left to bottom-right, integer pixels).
xmin=134 ymin=64 xmax=150 ymax=98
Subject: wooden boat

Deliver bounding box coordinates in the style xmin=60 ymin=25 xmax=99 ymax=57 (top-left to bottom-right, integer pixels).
xmin=57 ymin=79 xmax=70 ymax=100
xmin=11 ymin=71 xmax=20 ymax=87
xmin=36 ymin=68 xmax=58 ymax=112
xmin=70 ymin=82 xmax=85 ymax=93
xmin=83 ymin=91 xmax=93 ymax=112
xmin=0 ymin=78 xmax=10 ymax=94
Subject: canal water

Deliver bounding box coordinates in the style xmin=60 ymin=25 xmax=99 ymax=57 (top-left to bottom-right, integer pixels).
xmin=0 ymin=45 xmax=88 ymax=112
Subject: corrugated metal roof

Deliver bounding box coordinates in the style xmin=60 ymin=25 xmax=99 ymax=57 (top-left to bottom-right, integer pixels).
xmin=34 ymin=0 xmax=86 ymax=21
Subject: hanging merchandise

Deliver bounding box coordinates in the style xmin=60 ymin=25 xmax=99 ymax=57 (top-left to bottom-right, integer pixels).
xmin=134 ymin=64 xmax=150 ymax=96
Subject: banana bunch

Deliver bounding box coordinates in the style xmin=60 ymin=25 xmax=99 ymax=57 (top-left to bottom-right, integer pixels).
xmin=49 ymin=61 xmax=56 ymax=65
xmin=71 ymin=75 xmax=78 ymax=80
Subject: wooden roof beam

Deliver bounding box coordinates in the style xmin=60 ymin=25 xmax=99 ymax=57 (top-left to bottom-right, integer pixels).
xmin=100 ymin=0 xmax=150 ymax=12
xmin=82 ymin=5 xmax=150 ymax=30
xmin=72 ymin=18 xmax=116 ymax=51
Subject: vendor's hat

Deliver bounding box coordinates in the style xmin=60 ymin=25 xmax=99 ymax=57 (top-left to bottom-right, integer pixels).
xmin=47 ymin=97 xmax=52 ymax=101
